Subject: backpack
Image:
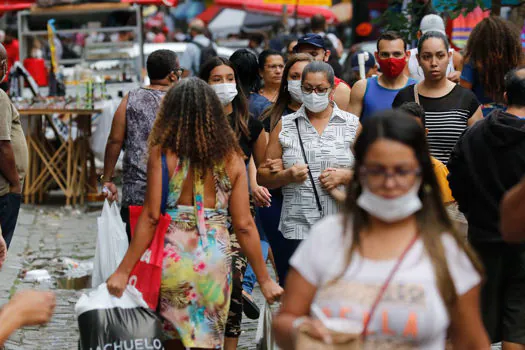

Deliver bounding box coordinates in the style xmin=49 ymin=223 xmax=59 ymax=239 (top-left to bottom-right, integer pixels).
xmin=193 ymin=40 xmax=218 ymax=75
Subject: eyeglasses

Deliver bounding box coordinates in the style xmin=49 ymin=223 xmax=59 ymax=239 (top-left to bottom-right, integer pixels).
xmin=359 ymin=166 xmax=421 ymax=190
xmin=301 ymin=85 xmax=332 ymax=96
xmin=265 ymin=64 xmax=285 ymax=71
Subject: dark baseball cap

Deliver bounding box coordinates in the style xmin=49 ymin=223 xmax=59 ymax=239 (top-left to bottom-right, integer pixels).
xmin=294 ymin=33 xmax=327 ymax=52
xmin=350 ymin=51 xmax=376 ymax=71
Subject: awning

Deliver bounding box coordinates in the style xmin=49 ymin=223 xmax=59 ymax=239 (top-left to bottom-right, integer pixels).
xmin=214 ymin=0 xmax=337 ymax=23
xmin=206 ymin=7 xmax=282 ymax=37
xmin=0 ymin=0 xmax=33 ymax=11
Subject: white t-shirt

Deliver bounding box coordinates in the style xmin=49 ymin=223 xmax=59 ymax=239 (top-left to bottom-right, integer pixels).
xmin=290 ymin=215 xmax=481 ymax=349
xmin=408 ymin=48 xmax=455 ymax=82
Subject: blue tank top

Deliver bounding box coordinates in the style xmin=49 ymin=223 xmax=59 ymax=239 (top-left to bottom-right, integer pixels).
xmin=361 ymin=76 xmax=417 ymax=121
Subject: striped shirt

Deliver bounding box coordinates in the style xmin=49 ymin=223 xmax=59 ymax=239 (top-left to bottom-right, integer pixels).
xmin=392 ymin=85 xmax=480 ymax=164
xmin=278 ymin=104 xmax=359 ymax=240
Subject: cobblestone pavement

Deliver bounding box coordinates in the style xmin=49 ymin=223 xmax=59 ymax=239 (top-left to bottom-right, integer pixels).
xmin=1 ymin=204 xmax=266 ymax=350
xmin=1 ymin=204 xmax=502 ymax=350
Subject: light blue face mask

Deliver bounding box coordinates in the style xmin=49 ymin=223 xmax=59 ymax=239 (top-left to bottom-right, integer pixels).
xmin=357 ymin=180 xmax=422 ymax=223
xmin=302 ymin=91 xmax=330 ymax=113
xmin=287 ymin=80 xmax=303 ymax=103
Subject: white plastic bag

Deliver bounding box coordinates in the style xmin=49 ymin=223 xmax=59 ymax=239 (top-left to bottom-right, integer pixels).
xmin=256 ymin=302 xmax=280 ymax=350
xmin=76 ymin=283 xmax=164 ymax=350
xmin=91 ymin=200 xmax=128 ymax=288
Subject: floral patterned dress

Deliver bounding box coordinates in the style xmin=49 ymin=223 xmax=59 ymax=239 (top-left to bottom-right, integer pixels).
xmin=160 ymin=158 xmax=232 ymax=349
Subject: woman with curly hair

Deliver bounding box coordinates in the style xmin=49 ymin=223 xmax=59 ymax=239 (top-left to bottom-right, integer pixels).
xmin=199 ymin=57 xmax=283 ymax=350
xmin=106 ymin=78 xmax=281 ymax=350
xmin=461 ymin=16 xmax=525 ymax=116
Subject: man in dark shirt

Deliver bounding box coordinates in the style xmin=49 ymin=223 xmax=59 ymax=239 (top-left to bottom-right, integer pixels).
xmin=448 ymin=67 xmax=525 ymax=347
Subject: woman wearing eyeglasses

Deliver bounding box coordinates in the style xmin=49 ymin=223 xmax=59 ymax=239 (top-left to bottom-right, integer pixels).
xmin=273 ymin=112 xmax=490 ymax=349
xmin=102 ymin=50 xmax=181 ymax=241
xmin=249 ymin=49 xmax=285 ymax=119
xmin=258 ymin=61 xmax=361 ymax=283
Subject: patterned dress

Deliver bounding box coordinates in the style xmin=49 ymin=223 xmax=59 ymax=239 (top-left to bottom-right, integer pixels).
xmin=160 ymin=158 xmax=232 ymax=349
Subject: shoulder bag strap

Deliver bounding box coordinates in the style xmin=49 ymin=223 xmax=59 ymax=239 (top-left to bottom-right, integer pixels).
xmin=413 ymin=83 xmax=420 ymax=106
xmin=361 ymin=234 xmax=419 ymax=339
xmin=160 ymin=154 xmax=169 ymax=215
xmin=295 ymin=118 xmax=323 ymax=216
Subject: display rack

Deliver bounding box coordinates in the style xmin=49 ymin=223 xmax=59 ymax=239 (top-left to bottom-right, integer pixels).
xmin=17 ymin=3 xmax=144 ymax=82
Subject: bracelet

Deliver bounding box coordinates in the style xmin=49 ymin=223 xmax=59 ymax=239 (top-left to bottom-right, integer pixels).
xmin=98 ymin=174 xmax=114 ymax=184
xmin=292 ymin=316 xmax=308 ymax=332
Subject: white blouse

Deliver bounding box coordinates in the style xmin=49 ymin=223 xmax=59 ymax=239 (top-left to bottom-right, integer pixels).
xmin=278 ymin=104 xmax=359 ymax=240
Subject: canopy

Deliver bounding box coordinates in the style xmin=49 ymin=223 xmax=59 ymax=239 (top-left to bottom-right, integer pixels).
xmin=206 ymin=7 xmax=281 ymax=37
xmin=0 ymin=0 xmax=33 ymax=11
xmin=214 ymin=0 xmax=337 ymax=23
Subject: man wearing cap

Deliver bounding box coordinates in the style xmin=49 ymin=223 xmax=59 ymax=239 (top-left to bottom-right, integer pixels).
xmin=407 ymin=14 xmax=463 ymax=83
xmin=294 ymin=33 xmax=352 ymax=111
xmin=180 ymin=19 xmax=216 ymax=77
xmin=349 ymin=31 xmax=416 ymax=121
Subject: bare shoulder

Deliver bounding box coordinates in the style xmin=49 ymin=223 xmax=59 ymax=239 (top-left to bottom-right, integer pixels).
xmin=224 ymin=153 xmax=246 ymax=185
xmin=351 ymin=79 xmax=368 ymax=95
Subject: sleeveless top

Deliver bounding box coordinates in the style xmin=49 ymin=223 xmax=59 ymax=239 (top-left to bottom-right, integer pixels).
xmin=361 ymin=76 xmax=417 ymax=121
xmin=165 ymin=159 xmax=231 ymax=249
xmin=122 ymin=87 xmax=166 ymax=207
xmin=408 ymin=48 xmax=455 ymax=82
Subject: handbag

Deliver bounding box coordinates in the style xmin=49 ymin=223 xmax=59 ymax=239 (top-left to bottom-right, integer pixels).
xmin=295 ymin=118 xmax=323 ymax=216
xmin=295 ymin=235 xmax=419 ymax=349
xmin=128 ymin=154 xmax=171 ymax=310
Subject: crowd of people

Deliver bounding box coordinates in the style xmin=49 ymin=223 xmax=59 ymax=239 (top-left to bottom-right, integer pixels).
xmin=1 ymin=9 xmax=525 ymax=350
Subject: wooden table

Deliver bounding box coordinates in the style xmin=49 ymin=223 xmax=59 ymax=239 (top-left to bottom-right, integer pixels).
xmin=19 ymin=108 xmax=102 ymax=206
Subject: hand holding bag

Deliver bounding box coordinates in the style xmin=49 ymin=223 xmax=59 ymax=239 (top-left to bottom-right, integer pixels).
xmin=128 ymin=154 xmax=171 ymax=310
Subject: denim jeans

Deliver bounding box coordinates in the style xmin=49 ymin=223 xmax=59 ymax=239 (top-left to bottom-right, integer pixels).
xmin=257 ymin=190 xmax=302 ymax=287
xmin=0 ymin=192 xmax=22 ymax=249
xmin=242 ymin=206 xmax=270 ymax=294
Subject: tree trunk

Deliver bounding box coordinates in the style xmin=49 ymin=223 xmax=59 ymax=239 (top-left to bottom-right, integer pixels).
xmin=492 ymin=0 xmax=502 ymax=16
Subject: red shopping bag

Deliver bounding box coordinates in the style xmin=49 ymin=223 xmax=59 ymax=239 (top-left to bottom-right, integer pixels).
xmin=127 ymin=153 xmax=171 ymax=310
xmin=128 ymin=206 xmax=171 ymax=310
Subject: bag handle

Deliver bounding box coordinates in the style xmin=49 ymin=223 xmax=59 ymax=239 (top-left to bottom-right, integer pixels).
xmin=160 ymin=154 xmax=169 ymax=214
xmin=413 ymin=83 xmax=420 ymax=106
xmin=295 ymin=118 xmax=323 ymax=216
xmin=362 ymin=234 xmax=418 ymax=339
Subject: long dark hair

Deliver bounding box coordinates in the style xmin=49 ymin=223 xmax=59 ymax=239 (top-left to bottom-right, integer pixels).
xmin=149 ymin=78 xmax=242 ymax=170
xmin=230 ymin=49 xmax=260 ymax=97
xmin=261 ymin=53 xmax=313 ymax=131
xmin=199 ymin=57 xmax=250 ymax=140
xmin=339 ymin=111 xmax=483 ymax=316
xmin=464 ymin=16 xmax=524 ymax=104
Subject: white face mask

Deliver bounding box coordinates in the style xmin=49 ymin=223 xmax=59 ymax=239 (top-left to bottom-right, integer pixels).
xmin=357 ymin=180 xmax=422 ymax=223
xmin=211 ymin=83 xmax=238 ymax=106
xmin=288 ymin=80 xmax=303 ymax=103
xmin=31 ymin=48 xmax=43 ymax=59
xmin=302 ymin=91 xmax=330 ymax=113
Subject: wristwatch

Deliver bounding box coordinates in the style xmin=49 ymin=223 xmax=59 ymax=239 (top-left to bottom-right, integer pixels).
xmin=98 ymin=174 xmax=113 ymax=184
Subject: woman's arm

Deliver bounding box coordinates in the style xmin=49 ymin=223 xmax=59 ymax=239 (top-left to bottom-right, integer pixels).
xmin=257 ymin=121 xmax=303 ymax=189
xmin=249 ymin=156 xmax=271 ymax=207
xmin=468 ymin=107 xmax=483 ymax=126
xmin=449 ymin=285 xmax=491 ymax=349
xmin=229 ymin=156 xmax=283 ymax=303
xmin=273 ymin=268 xmax=331 ymax=349
xmin=107 ymin=145 xmax=163 ymax=297
xmin=252 ymin=129 xmax=268 ymax=168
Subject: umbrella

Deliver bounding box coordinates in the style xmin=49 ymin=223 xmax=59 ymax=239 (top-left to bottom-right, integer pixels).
xmin=206 ymin=7 xmax=282 ymax=37
xmin=215 ymin=0 xmax=337 ymax=23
